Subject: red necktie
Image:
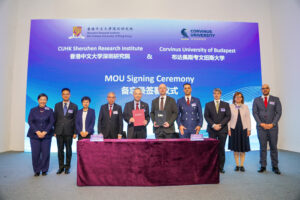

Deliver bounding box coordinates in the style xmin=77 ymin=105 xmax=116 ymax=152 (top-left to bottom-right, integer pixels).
xmin=264 ymin=97 xmax=268 ymax=108
xmin=136 ymin=103 xmax=139 ymax=110
xmin=109 ymin=105 xmax=112 ymax=117
xmin=187 ymin=97 xmax=190 ymax=105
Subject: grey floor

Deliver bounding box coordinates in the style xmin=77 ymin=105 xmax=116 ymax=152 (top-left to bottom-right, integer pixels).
xmin=0 ymin=150 xmax=300 ymax=200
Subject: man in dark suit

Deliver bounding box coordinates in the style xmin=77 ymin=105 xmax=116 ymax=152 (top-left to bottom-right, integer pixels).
xmin=253 ymin=84 xmax=282 ymax=174
xmin=123 ymin=88 xmax=150 ymax=139
xmin=204 ymin=88 xmax=231 ymax=173
xmin=150 ymin=84 xmax=178 ymax=139
xmin=98 ymin=92 xmax=123 ymax=139
xmin=177 ymin=83 xmax=203 ymax=138
xmin=54 ymin=88 xmax=78 ymax=174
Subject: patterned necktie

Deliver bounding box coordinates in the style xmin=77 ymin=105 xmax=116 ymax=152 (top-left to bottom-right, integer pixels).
xmin=216 ymin=101 xmax=219 ymax=114
xmin=160 ymin=97 xmax=164 ymax=110
xmin=109 ymin=105 xmax=112 ymax=117
xmin=187 ymin=97 xmax=190 ymax=105
xmin=264 ymin=97 xmax=268 ymax=108
xmin=136 ymin=103 xmax=139 ymax=110
xmin=63 ymin=103 xmax=67 ymax=116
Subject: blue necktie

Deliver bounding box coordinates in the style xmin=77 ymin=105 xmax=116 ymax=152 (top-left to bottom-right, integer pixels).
xmin=63 ymin=103 xmax=67 ymax=116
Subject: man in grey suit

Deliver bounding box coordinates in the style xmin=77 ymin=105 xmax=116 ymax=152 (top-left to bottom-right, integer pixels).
xmin=253 ymin=84 xmax=282 ymax=174
xmin=123 ymin=88 xmax=150 ymax=139
xmin=150 ymin=84 xmax=178 ymax=139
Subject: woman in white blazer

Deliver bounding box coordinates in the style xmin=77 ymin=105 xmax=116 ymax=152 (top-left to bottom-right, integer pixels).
xmin=228 ymin=92 xmax=251 ymax=172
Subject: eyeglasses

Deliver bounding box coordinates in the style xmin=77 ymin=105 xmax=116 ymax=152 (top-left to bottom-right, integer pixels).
xmin=261 ymin=88 xmax=269 ymax=90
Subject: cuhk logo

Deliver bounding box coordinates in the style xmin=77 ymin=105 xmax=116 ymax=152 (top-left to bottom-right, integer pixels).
xmin=69 ymin=26 xmax=85 ymax=39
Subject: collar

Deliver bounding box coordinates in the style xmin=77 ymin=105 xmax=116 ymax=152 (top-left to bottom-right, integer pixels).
xmin=185 ymin=95 xmax=192 ymax=101
xmin=262 ymin=95 xmax=270 ymax=100
xmin=160 ymin=95 xmax=166 ymax=99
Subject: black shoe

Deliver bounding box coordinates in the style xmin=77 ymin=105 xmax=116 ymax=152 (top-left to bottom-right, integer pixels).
xmin=65 ymin=169 xmax=70 ymax=174
xmin=272 ymin=167 xmax=281 ymax=175
xmin=220 ymin=168 xmax=225 ymax=173
xmin=56 ymin=168 xmax=64 ymax=174
xmin=234 ymin=166 xmax=240 ymax=171
xmin=240 ymin=166 xmax=245 ymax=172
xmin=258 ymin=167 xmax=266 ymax=173
xmin=42 ymin=172 xmax=48 ymax=176
xmin=34 ymin=172 xmax=40 ymax=177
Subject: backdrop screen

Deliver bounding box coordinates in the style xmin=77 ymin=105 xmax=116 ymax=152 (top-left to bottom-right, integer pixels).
xmin=25 ymin=19 xmax=262 ymax=152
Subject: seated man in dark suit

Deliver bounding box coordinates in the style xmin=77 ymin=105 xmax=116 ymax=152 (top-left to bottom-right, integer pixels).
xmin=150 ymin=84 xmax=178 ymax=139
xmin=54 ymin=88 xmax=78 ymax=175
xmin=98 ymin=92 xmax=123 ymax=139
xmin=204 ymin=88 xmax=231 ymax=173
xmin=123 ymin=88 xmax=150 ymax=139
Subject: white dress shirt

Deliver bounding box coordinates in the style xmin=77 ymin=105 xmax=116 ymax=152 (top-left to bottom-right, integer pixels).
xmin=82 ymin=110 xmax=88 ymax=132
xmin=159 ymin=95 xmax=166 ymax=110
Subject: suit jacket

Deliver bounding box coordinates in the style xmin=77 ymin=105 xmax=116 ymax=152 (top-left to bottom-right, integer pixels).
xmin=75 ymin=108 xmax=95 ymax=138
xmin=123 ymin=101 xmax=150 ymax=136
xmin=228 ymin=104 xmax=251 ymax=131
xmin=176 ymin=97 xmax=203 ymax=130
xmin=252 ymin=95 xmax=282 ymax=128
xmin=27 ymin=106 xmax=54 ymax=139
xmin=150 ymin=96 xmax=178 ymax=134
xmin=54 ymin=102 xmax=78 ymax=136
xmin=98 ymin=103 xmax=123 ymax=138
xmin=204 ymin=100 xmax=231 ymax=134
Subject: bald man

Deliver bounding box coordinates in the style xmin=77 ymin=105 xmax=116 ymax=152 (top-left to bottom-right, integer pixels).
xmin=253 ymin=84 xmax=282 ymax=174
xmin=98 ymin=92 xmax=123 ymax=139
xmin=150 ymin=84 xmax=178 ymax=139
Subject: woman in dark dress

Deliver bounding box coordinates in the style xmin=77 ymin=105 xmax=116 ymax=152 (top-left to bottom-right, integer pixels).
xmin=27 ymin=93 xmax=54 ymax=176
xmin=228 ymin=92 xmax=251 ymax=172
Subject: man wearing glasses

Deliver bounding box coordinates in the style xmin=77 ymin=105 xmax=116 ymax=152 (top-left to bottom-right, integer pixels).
xmin=253 ymin=84 xmax=282 ymax=174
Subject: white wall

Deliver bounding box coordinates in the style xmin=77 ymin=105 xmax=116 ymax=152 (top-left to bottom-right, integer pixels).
xmin=270 ymin=0 xmax=300 ymax=152
xmin=0 ymin=1 xmax=17 ymax=152
xmin=0 ymin=0 xmax=298 ymax=152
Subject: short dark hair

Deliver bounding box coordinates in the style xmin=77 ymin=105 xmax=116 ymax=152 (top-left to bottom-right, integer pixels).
xmin=37 ymin=93 xmax=48 ymax=100
xmin=81 ymin=96 xmax=91 ymax=103
xmin=61 ymin=88 xmax=71 ymax=93
xmin=183 ymin=83 xmax=191 ymax=87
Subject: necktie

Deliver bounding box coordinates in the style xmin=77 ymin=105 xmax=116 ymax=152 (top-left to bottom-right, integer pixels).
xmin=264 ymin=97 xmax=268 ymax=108
xmin=136 ymin=103 xmax=139 ymax=110
xmin=187 ymin=97 xmax=190 ymax=105
xmin=63 ymin=103 xmax=67 ymax=116
xmin=160 ymin=97 xmax=164 ymax=110
xmin=216 ymin=101 xmax=219 ymax=114
xmin=109 ymin=105 xmax=112 ymax=117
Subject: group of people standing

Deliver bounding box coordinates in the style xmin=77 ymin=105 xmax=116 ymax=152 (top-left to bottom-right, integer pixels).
xmin=27 ymin=83 xmax=282 ymax=177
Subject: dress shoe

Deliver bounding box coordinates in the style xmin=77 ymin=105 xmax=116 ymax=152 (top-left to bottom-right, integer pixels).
xmin=240 ymin=166 xmax=245 ymax=172
xmin=234 ymin=166 xmax=240 ymax=171
xmin=65 ymin=169 xmax=70 ymax=174
xmin=34 ymin=172 xmax=40 ymax=177
xmin=42 ymin=172 xmax=48 ymax=176
xmin=272 ymin=167 xmax=281 ymax=175
xmin=220 ymin=168 xmax=225 ymax=173
xmin=257 ymin=167 xmax=266 ymax=173
xmin=56 ymin=168 xmax=64 ymax=174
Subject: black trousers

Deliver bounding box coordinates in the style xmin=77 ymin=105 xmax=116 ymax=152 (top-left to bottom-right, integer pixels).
xmin=56 ymin=135 xmax=73 ymax=170
xmin=155 ymin=128 xmax=175 ymax=139
xmin=128 ymin=127 xmax=147 ymax=139
xmin=208 ymin=130 xmax=227 ymax=170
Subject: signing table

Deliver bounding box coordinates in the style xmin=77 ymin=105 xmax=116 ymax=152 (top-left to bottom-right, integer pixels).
xmin=77 ymin=138 xmax=219 ymax=186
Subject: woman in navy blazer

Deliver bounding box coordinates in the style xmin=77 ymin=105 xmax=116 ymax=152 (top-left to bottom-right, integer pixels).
xmin=76 ymin=96 xmax=95 ymax=140
xmin=27 ymin=93 xmax=54 ymax=176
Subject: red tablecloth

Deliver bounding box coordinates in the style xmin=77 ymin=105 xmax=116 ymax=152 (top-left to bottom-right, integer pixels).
xmin=77 ymin=139 xmax=219 ymax=186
